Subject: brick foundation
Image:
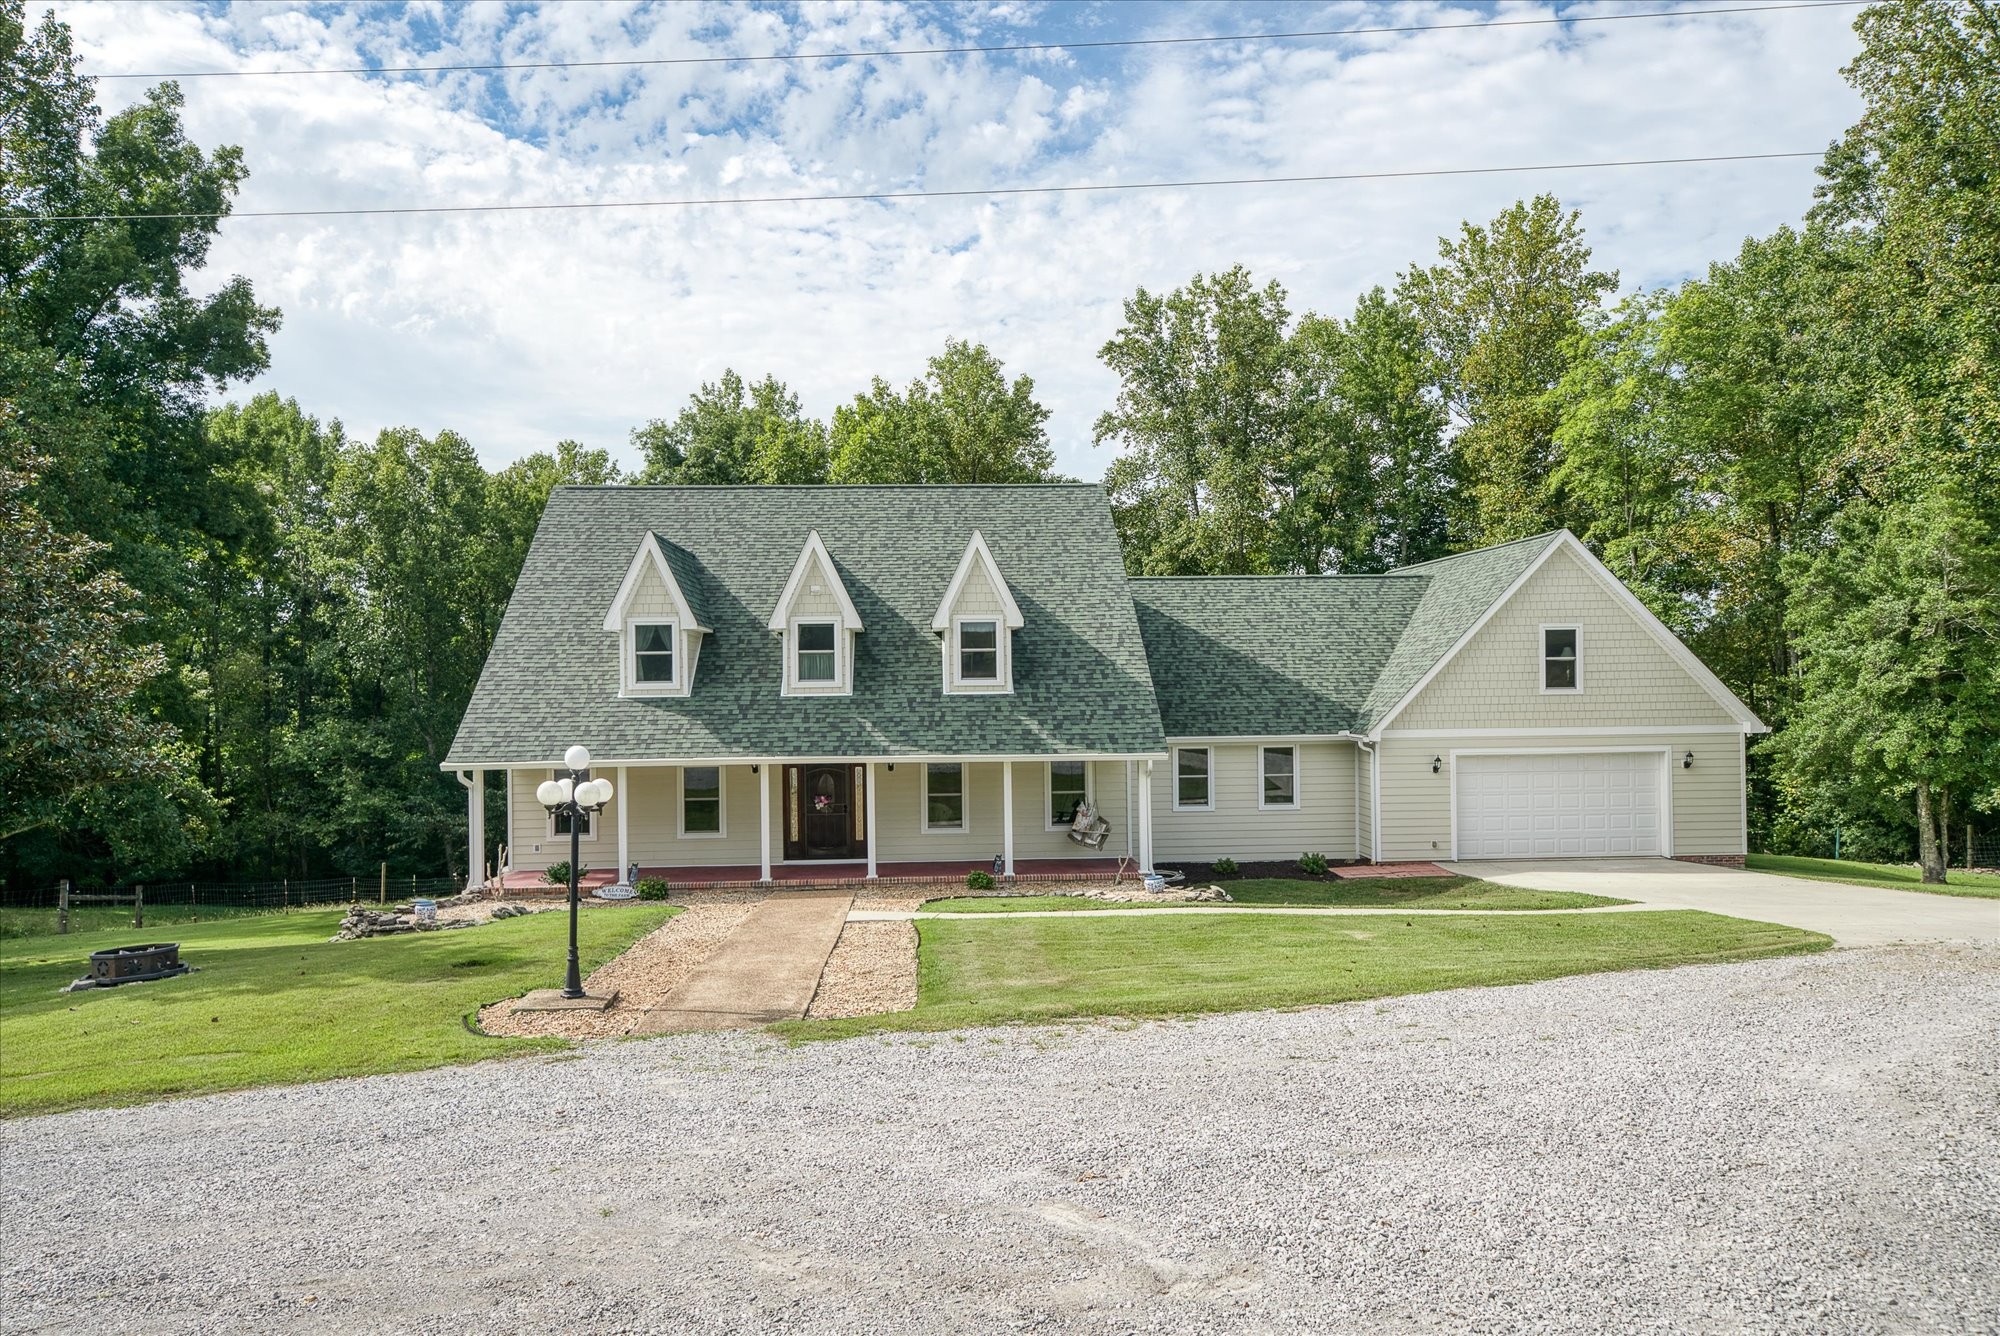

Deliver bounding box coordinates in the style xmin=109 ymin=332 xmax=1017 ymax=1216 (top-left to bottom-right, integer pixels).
xmin=1672 ymin=854 xmax=1746 ymax=868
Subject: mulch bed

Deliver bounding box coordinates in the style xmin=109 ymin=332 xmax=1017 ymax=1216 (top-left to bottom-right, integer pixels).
xmin=1158 ymin=859 xmax=1454 ymax=884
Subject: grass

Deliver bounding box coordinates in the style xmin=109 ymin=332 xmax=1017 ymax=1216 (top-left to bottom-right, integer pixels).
xmin=923 ymin=875 xmax=1627 ymax=913
xmin=1747 ymin=854 xmax=2000 ymax=900
xmin=0 ymin=905 xmax=674 ymax=1118
xmin=0 ymin=902 xmax=305 ymax=940
xmin=778 ymin=909 xmax=1829 ymax=1040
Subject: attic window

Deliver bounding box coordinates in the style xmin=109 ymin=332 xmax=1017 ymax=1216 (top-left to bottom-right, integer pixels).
xmin=632 ymin=623 xmax=675 ymax=684
xmin=1543 ymin=626 xmax=1581 ymax=692
xmin=958 ymin=620 xmax=999 ymax=682
xmin=796 ymin=622 xmax=838 ymax=683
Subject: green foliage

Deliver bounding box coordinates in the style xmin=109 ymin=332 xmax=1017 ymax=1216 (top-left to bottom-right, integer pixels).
xmin=542 ymin=861 xmax=583 ymax=887
xmin=1396 ymin=193 xmax=1617 ymax=545
xmin=965 ymin=869 xmax=996 ymax=890
xmin=1209 ymin=857 xmax=1239 ymax=876
xmin=633 ymin=369 xmax=830 ymax=484
xmin=1296 ymin=852 xmax=1330 ymax=876
xmin=831 ymin=338 xmax=1056 ymax=484
xmin=635 ymin=878 xmax=671 ymax=901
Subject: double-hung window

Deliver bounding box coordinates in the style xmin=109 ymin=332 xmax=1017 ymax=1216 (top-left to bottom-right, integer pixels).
xmin=1260 ymin=746 xmax=1297 ymax=809
xmin=957 ymin=620 xmax=1000 ymax=683
xmin=680 ymin=766 xmax=722 ymax=836
xmin=1049 ymin=761 xmax=1088 ymax=827
xmin=924 ymin=763 xmax=965 ymax=832
xmin=1174 ymin=747 xmax=1212 ymax=811
xmin=1543 ymin=626 xmax=1580 ymax=691
xmin=632 ymin=622 xmax=674 ymax=686
xmin=796 ymin=621 xmax=838 ymax=684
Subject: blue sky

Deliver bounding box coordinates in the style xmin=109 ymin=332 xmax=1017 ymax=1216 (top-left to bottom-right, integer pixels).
xmin=51 ymin=0 xmax=1866 ymax=476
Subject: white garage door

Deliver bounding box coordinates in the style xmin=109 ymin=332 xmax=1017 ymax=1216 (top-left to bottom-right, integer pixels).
xmin=1455 ymin=752 xmax=1663 ymax=859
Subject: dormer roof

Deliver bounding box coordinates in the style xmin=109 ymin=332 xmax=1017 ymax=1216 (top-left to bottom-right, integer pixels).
xmin=602 ymin=532 xmax=709 ymax=633
xmin=767 ymin=529 xmax=863 ymax=632
xmin=931 ymin=529 xmax=1024 ymax=632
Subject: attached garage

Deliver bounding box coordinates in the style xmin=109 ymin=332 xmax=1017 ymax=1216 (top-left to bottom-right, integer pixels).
xmin=1453 ymin=750 xmax=1666 ymax=859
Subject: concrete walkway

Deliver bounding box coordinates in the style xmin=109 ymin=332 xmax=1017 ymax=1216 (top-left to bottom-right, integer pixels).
xmin=848 ymin=903 xmax=1666 ymax=922
xmin=632 ymin=889 xmax=854 ymax=1034
xmin=1446 ymin=857 xmax=2000 ymax=948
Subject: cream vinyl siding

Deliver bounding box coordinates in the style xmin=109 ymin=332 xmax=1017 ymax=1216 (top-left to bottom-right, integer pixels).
xmin=873 ymin=761 xmax=1131 ymax=863
xmin=783 ymin=550 xmax=846 ymax=620
xmin=624 ymin=559 xmax=678 ymax=618
xmin=1395 ymin=545 xmax=1739 ymax=731
xmin=1375 ymin=734 xmax=1745 ymax=861
xmin=506 ymin=765 xmax=766 ymax=872
xmin=949 ymin=561 xmax=1008 ymax=618
xmin=1147 ymin=742 xmax=1358 ymax=862
xmin=1357 ymin=745 xmax=1375 ymax=862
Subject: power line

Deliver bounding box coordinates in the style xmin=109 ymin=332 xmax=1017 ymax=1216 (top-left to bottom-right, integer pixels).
xmin=102 ymin=1 xmax=1867 ymax=80
xmin=6 ymin=152 xmax=1826 ymax=224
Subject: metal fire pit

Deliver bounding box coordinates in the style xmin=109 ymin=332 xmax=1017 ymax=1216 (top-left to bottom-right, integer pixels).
xmin=84 ymin=943 xmax=189 ymax=987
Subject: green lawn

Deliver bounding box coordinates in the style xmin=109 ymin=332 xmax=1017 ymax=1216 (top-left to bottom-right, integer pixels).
xmin=924 ymin=875 xmax=1626 ymax=913
xmin=1 ymin=902 xmax=300 ymax=940
xmin=0 ymin=905 xmax=674 ymax=1118
xmin=1748 ymin=853 xmax=2000 ymax=900
xmin=779 ymin=909 xmax=1829 ymax=1040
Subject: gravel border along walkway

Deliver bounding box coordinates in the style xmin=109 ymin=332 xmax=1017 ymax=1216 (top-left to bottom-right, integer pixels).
xmin=2 ymin=945 xmax=1992 ymax=1334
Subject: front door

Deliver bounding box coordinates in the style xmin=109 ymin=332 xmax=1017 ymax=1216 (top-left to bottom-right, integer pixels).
xmin=784 ymin=764 xmax=867 ymax=860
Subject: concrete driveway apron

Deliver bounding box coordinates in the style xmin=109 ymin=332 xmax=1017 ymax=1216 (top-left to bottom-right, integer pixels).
xmin=1444 ymin=857 xmax=2000 ymax=947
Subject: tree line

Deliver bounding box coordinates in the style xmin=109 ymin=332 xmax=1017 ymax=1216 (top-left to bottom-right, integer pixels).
xmin=2 ymin=0 xmax=1993 ymax=887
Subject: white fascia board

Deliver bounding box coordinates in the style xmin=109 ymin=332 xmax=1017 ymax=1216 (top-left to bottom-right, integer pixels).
xmin=602 ymin=532 xmax=708 ymax=634
xmin=1554 ymin=532 xmax=1767 ymax=732
xmin=768 ymin=529 xmax=863 ymax=632
xmin=439 ymin=750 xmax=1170 ymax=771
xmin=931 ymin=529 xmax=1025 ymax=632
xmin=1367 ymin=535 xmax=1566 ymax=739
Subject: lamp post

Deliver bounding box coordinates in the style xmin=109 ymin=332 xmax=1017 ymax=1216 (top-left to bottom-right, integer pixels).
xmin=536 ymin=744 xmax=613 ymax=1000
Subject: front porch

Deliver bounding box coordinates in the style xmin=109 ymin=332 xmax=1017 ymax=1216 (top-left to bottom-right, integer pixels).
xmin=493 ymin=856 xmax=1130 ymax=892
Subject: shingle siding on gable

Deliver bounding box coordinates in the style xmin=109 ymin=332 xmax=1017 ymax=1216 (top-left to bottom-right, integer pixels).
xmin=1393 ymin=546 xmax=1737 ymax=731
xmin=948 ymin=562 xmax=1006 ymax=619
xmin=625 ymin=560 xmax=678 ymax=619
xmin=783 ymin=551 xmax=846 ymax=621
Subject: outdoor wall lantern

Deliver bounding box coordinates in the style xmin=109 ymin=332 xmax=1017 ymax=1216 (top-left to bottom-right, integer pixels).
xmin=536 ymin=744 xmax=613 ymax=999
xmin=1432 ymin=756 xmax=1443 ymax=774
xmin=1683 ymin=750 xmax=1695 ymax=769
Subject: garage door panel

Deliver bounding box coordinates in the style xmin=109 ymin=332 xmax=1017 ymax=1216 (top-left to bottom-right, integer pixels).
xmin=1456 ymin=752 xmax=1662 ymax=859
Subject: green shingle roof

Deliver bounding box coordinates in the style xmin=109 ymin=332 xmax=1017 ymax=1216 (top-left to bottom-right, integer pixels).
xmin=1132 ymin=532 xmax=1563 ymax=738
xmin=445 ymin=485 xmax=1167 ymax=766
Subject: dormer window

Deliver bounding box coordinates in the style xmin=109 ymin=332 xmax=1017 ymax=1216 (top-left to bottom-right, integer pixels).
xmin=934 ymin=531 xmax=1024 ymax=695
xmin=957 ymin=619 xmax=1000 ymax=682
xmin=795 ymin=621 xmax=838 ymax=683
xmin=605 ymin=534 xmax=708 ymax=699
xmin=632 ymin=622 xmax=675 ymax=685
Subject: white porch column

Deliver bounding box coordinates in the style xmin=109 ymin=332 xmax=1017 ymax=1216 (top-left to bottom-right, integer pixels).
xmin=759 ymin=763 xmax=773 ymax=884
xmin=865 ymin=762 xmax=879 ymax=880
xmin=615 ymin=765 xmax=629 ymax=884
xmin=1002 ymin=761 xmax=1016 ymax=880
xmin=1138 ymin=759 xmax=1156 ymax=873
xmin=465 ymin=768 xmax=484 ymax=891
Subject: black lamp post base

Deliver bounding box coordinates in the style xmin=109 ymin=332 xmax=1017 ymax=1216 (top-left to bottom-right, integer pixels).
xmin=511 ymin=988 xmax=620 ymax=1013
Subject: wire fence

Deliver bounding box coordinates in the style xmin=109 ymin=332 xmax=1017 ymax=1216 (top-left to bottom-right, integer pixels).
xmin=0 ymin=873 xmax=464 ymax=939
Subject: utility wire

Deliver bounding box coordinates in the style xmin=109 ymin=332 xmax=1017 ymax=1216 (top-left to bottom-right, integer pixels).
xmin=102 ymin=1 xmax=1867 ymax=80
xmin=7 ymin=152 xmax=1825 ymax=224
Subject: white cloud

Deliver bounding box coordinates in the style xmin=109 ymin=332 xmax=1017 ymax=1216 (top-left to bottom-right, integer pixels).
xmin=40 ymin=0 xmax=1864 ymax=475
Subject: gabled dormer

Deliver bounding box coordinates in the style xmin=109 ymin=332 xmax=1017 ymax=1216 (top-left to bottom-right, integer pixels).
xmin=604 ymin=533 xmax=710 ymax=698
xmin=769 ymin=529 xmax=863 ymax=696
xmin=933 ymin=530 xmax=1024 ymax=695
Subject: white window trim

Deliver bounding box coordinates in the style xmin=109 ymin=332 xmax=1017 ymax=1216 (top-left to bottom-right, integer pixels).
xmin=1045 ymin=760 xmax=1093 ymax=831
xmin=948 ymin=614 xmax=1012 ymax=693
xmin=920 ymin=762 xmax=969 ymax=835
xmin=1540 ymin=624 xmax=1583 ymax=694
xmin=676 ymin=765 xmax=726 ymax=840
xmin=624 ymin=618 xmax=679 ymax=695
xmin=544 ymin=769 xmax=600 ymax=843
xmin=1171 ymin=746 xmax=1214 ymax=813
xmin=1258 ymin=745 xmax=1300 ymax=811
xmin=785 ymin=617 xmax=850 ymax=695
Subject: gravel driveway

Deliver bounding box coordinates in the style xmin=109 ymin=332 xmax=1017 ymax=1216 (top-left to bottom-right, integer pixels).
xmin=4 ymin=945 xmax=1995 ymax=1334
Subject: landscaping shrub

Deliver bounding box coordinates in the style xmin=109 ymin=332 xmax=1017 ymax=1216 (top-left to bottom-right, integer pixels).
xmin=635 ymin=878 xmax=671 ymax=901
xmin=1210 ymin=857 xmax=1239 ymax=877
xmin=1297 ymin=852 xmax=1330 ymax=876
xmin=966 ymin=870 xmax=996 ymax=890
xmin=542 ymin=861 xmax=585 ymax=886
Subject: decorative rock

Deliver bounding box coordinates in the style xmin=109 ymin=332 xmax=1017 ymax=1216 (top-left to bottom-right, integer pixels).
xmin=1083 ymin=882 xmax=1233 ymax=905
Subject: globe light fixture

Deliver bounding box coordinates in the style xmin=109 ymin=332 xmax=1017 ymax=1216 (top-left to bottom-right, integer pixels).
xmin=538 ymin=748 xmax=614 ymax=999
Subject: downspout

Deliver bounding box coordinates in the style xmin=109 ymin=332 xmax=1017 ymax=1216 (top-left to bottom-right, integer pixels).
xmin=1355 ymin=738 xmax=1380 ymax=865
